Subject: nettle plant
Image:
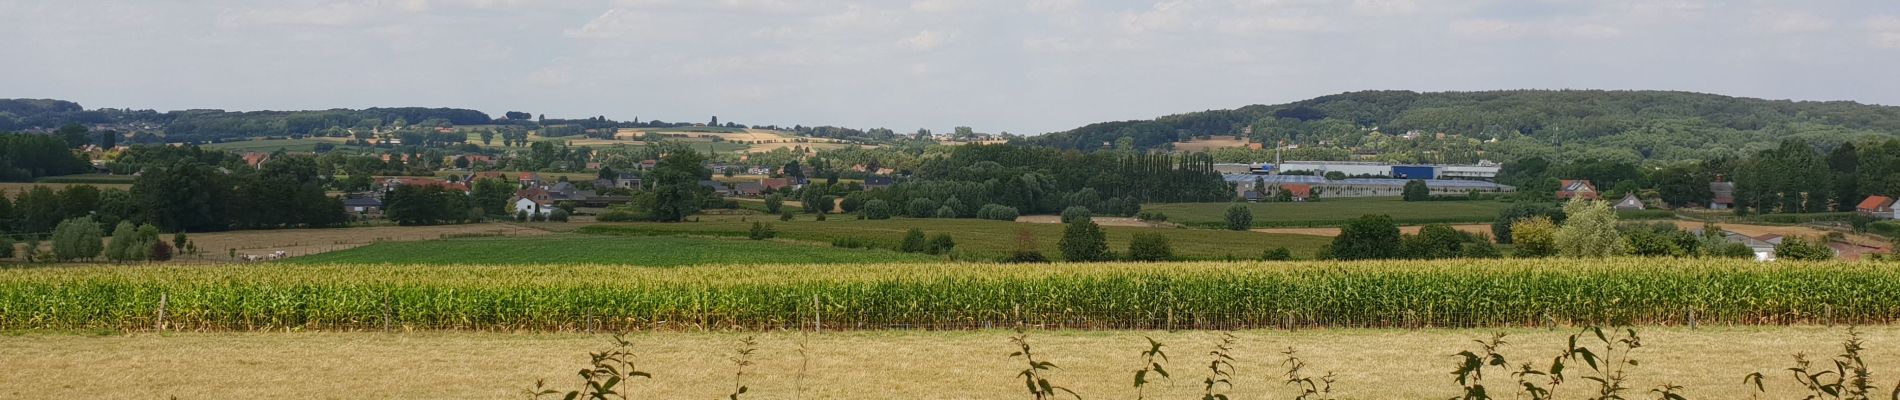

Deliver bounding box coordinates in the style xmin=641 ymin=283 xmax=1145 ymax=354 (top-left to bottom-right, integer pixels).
xmin=527 ymin=334 xmax=653 ymax=400
xmin=1201 ymin=332 xmax=1239 ymax=400
xmin=1281 ymin=348 xmax=1337 ymax=400
xmin=1453 ymin=327 xmax=1675 ymax=400
xmin=1010 ymin=329 xmax=1080 ymax=400
xmin=1743 ymin=327 xmax=1891 ymax=400
xmin=1131 ymin=336 xmax=1171 ymax=400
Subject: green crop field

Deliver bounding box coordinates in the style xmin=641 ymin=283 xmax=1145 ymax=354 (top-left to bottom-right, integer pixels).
xmin=581 ymin=216 xmax=1332 ymax=260
xmin=1145 ymin=197 xmax=1517 ymax=228
xmin=284 ymin=234 xmax=936 ymax=266
xmin=202 ymin=137 xmax=352 ymax=153
xmin=4 ymin=259 xmax=1895 ymax=331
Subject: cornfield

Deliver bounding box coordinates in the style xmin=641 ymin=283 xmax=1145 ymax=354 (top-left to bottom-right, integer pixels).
xmin=4 ymin=259 xmax=1900 ymax=331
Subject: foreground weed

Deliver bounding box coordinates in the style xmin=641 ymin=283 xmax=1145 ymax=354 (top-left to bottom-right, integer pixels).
xmin=1451 ymin=333 xmax=1510 ymax=400
xmin=1131 ymin=336 xmax=1171 ymax=400
xmin=1009 ymin=329 xmax=1080 ymax=400
xmin=1282 ymin=347 xmax=1336 ymax=400
xmin=1201 ymin=332 xmax=1238 ymax=400
xmin=727 ymin=336 xmax=757 ymax=400
xmin=1569 ymin=327 xmax=1643 ymax=400
xmin=527 ymin=334 xmax=651 ymax=400
xmin=1745 ymin=327 xmax=1880 ymax=400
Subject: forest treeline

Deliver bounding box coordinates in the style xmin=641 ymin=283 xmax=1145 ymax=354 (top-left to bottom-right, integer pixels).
xmin=1023 ymin=90 xmax=1900 ymax=163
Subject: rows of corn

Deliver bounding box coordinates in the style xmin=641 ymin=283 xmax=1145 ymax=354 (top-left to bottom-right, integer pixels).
xmin=4 ymin=259 xmax=1900 ymax=331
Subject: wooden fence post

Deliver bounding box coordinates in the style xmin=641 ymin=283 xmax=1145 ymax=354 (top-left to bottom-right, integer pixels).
xmin=156 ymin=293 xmax=168 ymax=332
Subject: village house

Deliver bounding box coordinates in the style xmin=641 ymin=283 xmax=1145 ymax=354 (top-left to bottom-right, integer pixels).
xmin=1556 ymin=180 xmax=1599 ymax=201
xmin=593 ymin=174 xmax=642 ymax=190
xmin=1709 ymin=177 xmax=1736 ymax=210
xmin=1613 ymin=193 xmax=1646 ymax=211
xmin=759 ymin=178 xmax=793 ymax=192
xmin=342 ymin=197 xmax=383 ymax=216
xmin=863 ymin=176 xmax=895 ymax=189
xmin=241 ymin=152 xmax=271 ymax=168
xmin=734 ymin=182 xmax=764 ymax=197
xmin=1858 ymin=195 xmax=1895 ymax=219
xmin=511 ymin=187 xmax=554 ymax=216
xmin=518 ymin=172 xmax=543 ymax=187
xmin=1280 ymin=184 xmax=1313 ymax=202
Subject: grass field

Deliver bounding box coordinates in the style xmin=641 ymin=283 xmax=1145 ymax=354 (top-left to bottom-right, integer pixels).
xmin=1 ymin=326 xmax=1885 ymax=399
xmin=1145 ymin=197 xmax=1516 ymax=228
xmin=581 ymin=216 xmax=1332 ymax=260
xmin=0 ymin=182 xmax=133 ymax=197
xmin=285 ymin=234 xmax=936 ymax=266
xmin=6 ymin=259 xmax=1896 ymax=331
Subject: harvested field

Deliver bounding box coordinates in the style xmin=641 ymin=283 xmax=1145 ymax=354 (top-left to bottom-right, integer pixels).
xmin=187 ymin=223 xmax=546 ymax=261
xmin=1 ymin=326 xmax=1890 ymax=399
xmin=1252 ymin=224 xmax=1494 ymax=237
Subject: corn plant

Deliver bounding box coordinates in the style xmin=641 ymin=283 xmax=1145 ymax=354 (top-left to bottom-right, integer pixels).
xmin=1009 ymin=329 xmax=1079 ymax=400
xmin=1201 ymin=332 xmax=1238 ymax=400
xmin=1131 ymin=336 xmax=1171 ymax=400
xmin=1281 ymin=347 xmax=1335 ymax=400
xmin=527 ymin=334 xmax=651 ymax=400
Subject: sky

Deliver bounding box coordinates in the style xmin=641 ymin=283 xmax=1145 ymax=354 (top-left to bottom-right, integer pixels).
xmin=4 ymin=0 xmax=1900 ymax=135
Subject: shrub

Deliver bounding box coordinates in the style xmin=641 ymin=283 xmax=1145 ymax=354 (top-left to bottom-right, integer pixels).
xmin=779 ymin=211 xmax=794 ymax=222
xmin=1459 ymin=241 xmax=1502 ymax=259
xmin=1224 ymin=204 xmax=1252 ymax=231
xmin=1261 ymin=247 xmax=1292 ymax=261
xmin=1135 ymin=211 xmax=1169 ymax=224
xmin=979 ymin=204 xmax=1020 ymax=221
xmin=764 ymin=194 xmax=784 ymax=214
xmin=926 ymin=234 xmax=956 ymax=256
xmin=1059 ymin=220 xmax=1109 ymax=262
xmin=1126 ymin=233 xmax=1173 ymax=262
xmin=941 ymin=196 xmax=966 ymax=218
xmin=1717 ymin=242 xmax=1757 ymax=258
xmin=0 ymin=235 xmax=13 ymax=259
xmin=1775 ymin=236 xmax=1834 ymax=261
xmin=1004 ymin=230 xmax=1048 ymax=263
xmin=515 ymin=210 xmax=529 ymax=222
xmin=830 ymin=237 xmax=873 ymax=249
xmin=1491 ymin=203 xmax=1565 ymax=244
xmin=597 ymin=209 xmax=644 ymax=222
xmin=815 ymin=213 xmax=827 ymax=221
xmin=148 ymin=240 xmax=174 ymax=262
xmin=1399 ymin=224 xmax=1473 ymax=260
xmin=549 ymin=209 xmax=570 ymax=222
xmin=1510 ymin=216 xmax=1559 ymax=258
xmin=1401 ymin=180 xmax=1429 ymax=201
xmin=1555 ymin=199 xmax=1626 ymax=258
xmin=747 ymin=222 xmax=777 ymax=240
xmin=106 ymin=221 xmax=139 ymax=262
xmin=935 ymin=206 xmax=957 ymax=219
xmin=899 ymin=228 xmax=928 ymax=253
xmin=862 ymin=200 xmax=893 ymax=220
xmin=814 ymin=195 xmax=837 ymax=214
xmin=1061 ymin=206 xmax=1093 ymax=224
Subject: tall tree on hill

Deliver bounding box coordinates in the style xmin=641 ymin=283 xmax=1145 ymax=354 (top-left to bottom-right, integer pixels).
xmin=648 ymin=148 xmax=711 ymax=222
xmin=1327 ymin=214 xmax=1401 ymax=260
xmin=132 ymin=159 xmax=233 ymax=233
xmin=1829 ymin=142 xmax=1861 ymax=212
xmin=55 ymin=123 xmax=88 ymax=149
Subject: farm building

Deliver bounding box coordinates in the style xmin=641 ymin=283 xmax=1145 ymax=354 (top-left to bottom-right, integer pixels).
xmin=342 ymin=197 xmax=382 ymax=215
xmin=1272 ymin=161 xmax=1500 ymax=180
xmin=1223 ymin=174 xmax=1514 ymax=199
xmin=1858 ymin=196 xmax=1895 ymax=218
xmin=1710 ymin=178 xmax=1736 ymax=210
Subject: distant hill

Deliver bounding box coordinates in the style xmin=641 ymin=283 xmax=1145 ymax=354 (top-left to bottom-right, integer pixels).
xmin=1021 ymin=90 xmax=1900 ymax=163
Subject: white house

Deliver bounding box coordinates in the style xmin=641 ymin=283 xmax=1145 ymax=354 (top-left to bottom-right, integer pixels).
xmin=513 ymin=198 xmax=552 ymax=216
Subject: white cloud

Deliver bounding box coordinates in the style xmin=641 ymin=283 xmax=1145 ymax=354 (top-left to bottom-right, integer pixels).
xmin=1216 ymin=15 xmax=1332 ymax=34
xmin=1119 ymin=1 xmax=1186 ymax=34
xmin=898 ymin=30 xmax=951 ymax=51
xmin=715 ymin=0 xmax=802 ymax=13
xmin=1872 ymin=16 xmax=1900 ymax=49
xmin=217 ymin=3 xmax=389 ymax=27
xmin=1757 ymin=11 xmax=1832 ymax=33
xmin=562 ymin=9 xmax=655 ymax=39
xmin=1026 ymin=0 xmax=1082 ymax=14
xmin=910 ymin=0 xmax=959 ymax=13
xmin=1350 ymin=0 xmax=1417 ymax=16
xmin=1450 ymin=19 xmax=1622 ymax=39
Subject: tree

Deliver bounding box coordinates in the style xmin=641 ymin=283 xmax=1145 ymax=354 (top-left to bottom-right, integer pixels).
xmin=0 ymin=234 xmax=13 ymax=259
xmin=1400 ymin=224 xmax=1471 ymax=259
xmin=106 ymin=221 xmax=138 ymax=262
xmin=14 ymin=186 xmax=62 ymax=233
xmin=1261 ymin=247 xmax=1292 ymax=261
xmin=926 ymin=233 xmax=956 ymax=255
xmin=1774 ymin=236 xmax=1834 ymax=261
xmin=172 ymin=232 xmax=191 ymax=257
xmin=1555 ymin=199 xmax=1626 ymax=258
xmin=132 ymin=159 xmax=233 ymax=232
xmin=764 ymin=194 xmax=784 ymax=214
xmin=647 ymin=149 xmax=712 ymax=222
xmin=1510 ymin=217 xmax=1559 ymax=258
xmin=1328 ymin=214 xmax=1401 ymax=260
xmin=1401 ymin=180 xmax=1430 ymax=201
xmin=148 ymin=240 xmax=174 ymax=262
xmin=1058 ymin=219 xmax=1109 ymax=262
xmin=900 ymin=228 xmax=928 ymax=253
xmin=1224 ymin=204 xmax=1253 ymax=231
xmin=471 ymin=178 xmax=515 ymax=216
xmin=1126 ymin=233 xmax=1173 ymax=261
xmin=863 ymin=199 xmax=893 ymax=220
xmin=549 ymin=208 xmax=570 ymax=222
xmin=907 ymin=198 xmax=940 ymax=218
xmin=934 ymin=206 xmax=957 ymax=219
xmin=50 ymin=217 xmax=103 ymax=262
xmin=1061 ymin=206 xmax=1092 ymax=224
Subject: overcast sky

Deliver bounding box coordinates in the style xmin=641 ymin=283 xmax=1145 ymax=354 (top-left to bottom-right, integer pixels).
xmin=4 ymin=0 xmax=1899 ymax=134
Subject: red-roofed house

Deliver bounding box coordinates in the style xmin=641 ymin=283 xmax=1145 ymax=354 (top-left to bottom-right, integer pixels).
xmin=760 ymin=178 xmax=793 ymax=191
xmin=1280 ymin=184 xmax=1313 ymax=202
xmin=519 ymin=172 xmax=543 ymax=186
xmin=512 ymin=187 xmax=554 ymax=216
xmin=1858 ymin=195 xmax=1895 ymax=219
xmin=1557 ymin=180 xmax=1599 ymax=201
xmin=241 ymin=152 xmax=270 ymax=168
